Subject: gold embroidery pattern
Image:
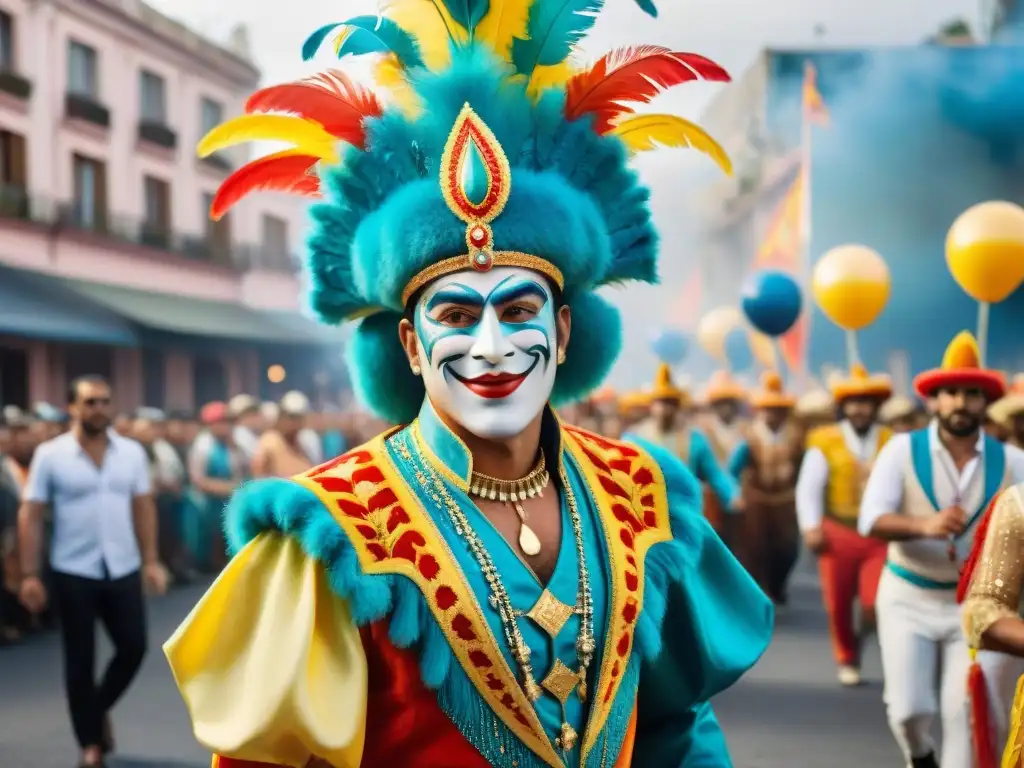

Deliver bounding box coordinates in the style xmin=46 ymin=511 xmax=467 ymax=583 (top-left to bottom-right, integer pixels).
xmin=291 ymin=438 xmax=558 ymax=765
xmin=525 ymin=589 xmax=576 ymax=638
xmin=561 ymin=426 xmax=672 ymax=760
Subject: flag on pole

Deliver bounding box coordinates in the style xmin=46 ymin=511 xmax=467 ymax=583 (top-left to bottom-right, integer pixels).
xmin=753 ymin=174 xmax=808 ymax=373
xmin=802 ymin=62 xmax=829 ymax=125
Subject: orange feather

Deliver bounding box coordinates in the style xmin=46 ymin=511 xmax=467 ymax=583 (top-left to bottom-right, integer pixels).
xmin=211 ymin=151 xmax=321 ymax=220
xmin=246 ymin=69 xmax=382 ymax=147
xmin=564 ymin=45 xmax=730 ymax=134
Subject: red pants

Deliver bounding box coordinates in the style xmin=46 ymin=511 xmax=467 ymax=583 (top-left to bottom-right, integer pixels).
xmin=817 ymin=517 xmax=887 ymax=666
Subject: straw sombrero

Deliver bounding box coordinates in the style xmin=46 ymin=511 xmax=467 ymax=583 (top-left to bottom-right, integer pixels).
xmin=988 ymin=374 xmax=1024 ymax=426
xmin=705 ymin=370 xmax=747 ymax=403
xmin=879 ymin=395 xmax=918 ymax=424
xmin=751 ymin=371 xmax=796 ymax=409
xmin=650 ymin=363 xmax=689 ymax=404
xmin=830 ymin=363 xmax=893 ymax=403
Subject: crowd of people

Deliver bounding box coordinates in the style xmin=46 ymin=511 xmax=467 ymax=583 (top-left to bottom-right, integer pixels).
xmin=0 ymin=388 xmax=391 ymax=646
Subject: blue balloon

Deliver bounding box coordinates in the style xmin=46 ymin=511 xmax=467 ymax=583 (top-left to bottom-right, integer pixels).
xmin=741 ymin=270 xmax=803 ymax=338
xmin=650 ymin=328 xmax=689 ymax=365
xmin=724 ymin=328 xmax=754 ymax=373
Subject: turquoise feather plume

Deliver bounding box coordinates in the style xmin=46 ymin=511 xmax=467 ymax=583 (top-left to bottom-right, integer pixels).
xmin=633 ymin=0 xmax=657 ymax=16
xmin=511 ymin=0 xmax=605 ymax=75
xmin=440 ymin=0 xmax=491 ymax=36
xmin=301 ymin=16 xmax=424 ymax=68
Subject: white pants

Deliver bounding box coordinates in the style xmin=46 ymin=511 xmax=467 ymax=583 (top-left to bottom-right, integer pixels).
xmin=876 ymin=569 xmax=971 ymax=766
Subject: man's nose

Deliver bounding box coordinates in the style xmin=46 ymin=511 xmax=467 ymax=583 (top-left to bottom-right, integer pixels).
xmin=470 ymin=309 xmax=515 ymax=364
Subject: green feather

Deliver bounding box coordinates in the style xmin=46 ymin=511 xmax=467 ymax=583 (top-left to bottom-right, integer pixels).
xmin=302 ymin=16 xmax=424 ymax=69
xmin=511 ymin=0 xmax=604 ymax=76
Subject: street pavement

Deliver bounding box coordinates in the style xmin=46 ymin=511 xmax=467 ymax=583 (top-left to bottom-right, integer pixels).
xmin=0 ymin=562 xmax=902 ymax=768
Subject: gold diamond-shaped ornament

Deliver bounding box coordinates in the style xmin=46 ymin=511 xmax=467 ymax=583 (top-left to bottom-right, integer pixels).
xmin=525 ymin=590 xmax=575 ymax=639
xmin=541 ymin=659 xmax=581 ymax=705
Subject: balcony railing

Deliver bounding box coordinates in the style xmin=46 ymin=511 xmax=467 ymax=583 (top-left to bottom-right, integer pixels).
xmin=0 ymin=184 xmax=295 ymax=273
xmin=65 ymin=92 xmax=110 ymax=128
xmin=138 ymin=120 xmax=177 ymax=150
xmin=0 ymin=69 xmax=31 ymax=100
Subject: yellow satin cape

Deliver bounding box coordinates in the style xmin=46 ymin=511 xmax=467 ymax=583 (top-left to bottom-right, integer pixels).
xmin=164 ymin=533 xmax=367 ymax=768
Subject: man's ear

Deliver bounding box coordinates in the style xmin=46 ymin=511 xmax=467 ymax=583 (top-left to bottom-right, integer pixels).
xmin=397 ymin=318 xmax=423 ymax=374
xmin=555 ymin=304 xmax=571 ymax=363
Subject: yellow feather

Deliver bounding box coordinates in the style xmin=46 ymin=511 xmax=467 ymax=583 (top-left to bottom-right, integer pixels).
xmin=476 ymin=0 xmax=531 ymax=62
xmin=381 ymin=0 xmax=467 ymax=70
xmin=527 ymin=61 xmax=575 ymax=100
xmin=197 ymin=115 xmax=338 ymax=162
xmin=332 ymin=27 xmax=356 ymax=56
xmin=609 ymin=114 xmax=733 ymax=175
xmin=374 ymin=55 xmax=423 ymax=118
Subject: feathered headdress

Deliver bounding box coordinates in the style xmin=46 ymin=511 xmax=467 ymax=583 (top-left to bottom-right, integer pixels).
xmin=198 ymin=0 xmax=732 ymax=423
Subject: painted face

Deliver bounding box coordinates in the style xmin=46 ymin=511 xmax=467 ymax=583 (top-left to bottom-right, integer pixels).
xmin=415 ymin=267 xmax=558 ymax=439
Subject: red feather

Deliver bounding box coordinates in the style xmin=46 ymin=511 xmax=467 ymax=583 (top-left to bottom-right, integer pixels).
xmin=968 ymin=662 xmax=1000 ymax=768
xmin=246 ymin=69 xmax=382 ymax=147
xmin=211 ymin=151 xmax=321 ymax=220
xmin=565 ymin=45 xmax=731 ymax=134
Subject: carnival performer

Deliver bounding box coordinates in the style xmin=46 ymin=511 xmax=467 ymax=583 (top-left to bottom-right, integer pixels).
xmin=880 ymin=394 xmax=921 ymax=434
xmin=162 ymin=5 xmax=773 ymax=767
xmin=628 ymin=364 xmax=742 ymax=521
xmin=990 ymin=375 xmax=1024 ymax=449
xmin=959 ymin=484 xmax=1024 ymax=768
xmin=729 ymin=371 xmax=802 ymax=606
xmin=795 ymin=364 xmax=892 ymax=687
xmin=860 ymin=332 xmax=1024 ymax=768
xmin=696 ymin=370 xmax=748 ymax=545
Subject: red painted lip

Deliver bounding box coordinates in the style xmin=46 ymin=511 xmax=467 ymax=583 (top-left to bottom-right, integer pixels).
xmin=459 ymin=371 xmax=528 ymax=399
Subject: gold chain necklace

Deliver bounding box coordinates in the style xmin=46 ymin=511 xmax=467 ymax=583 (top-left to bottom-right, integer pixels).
xmin=469 ymin=453 xmax=549 ymax=556
xmin=406 ymin=427 xmax=595 ymax=753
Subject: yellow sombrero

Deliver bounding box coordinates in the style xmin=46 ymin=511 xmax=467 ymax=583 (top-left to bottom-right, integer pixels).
xmin=751 ymin=370 xmax=796 ymax=409
xmin=913 ymin=331 xmax=1006 ymax=401
xmin=829 ymin=363 xmax=894 ymax=402
xmin=704 ymin=370 xmax=747 ymax=403
xmin=650 ymin=363 xmax=689 ymax=404
xmin=988 ymin=374 xmax=1024 ymax=426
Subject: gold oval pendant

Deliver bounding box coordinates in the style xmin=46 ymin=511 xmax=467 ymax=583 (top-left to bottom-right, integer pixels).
xmin=519 ymin=523 xmax=542 ymax=557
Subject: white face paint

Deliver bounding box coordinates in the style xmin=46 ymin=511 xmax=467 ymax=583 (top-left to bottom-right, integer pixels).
xmin=415 ymin=267 xmax=558 ymax=440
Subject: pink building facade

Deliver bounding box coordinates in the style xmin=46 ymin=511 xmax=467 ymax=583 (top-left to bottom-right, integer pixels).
xmin=0 ymin=0 xmax=341 ymax=413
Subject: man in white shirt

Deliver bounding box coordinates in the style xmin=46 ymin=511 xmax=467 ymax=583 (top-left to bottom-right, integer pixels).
xmin=859 ymin=333 xmax=1024 ymax=768
xmin=229 ymin=394 xmax=264 ymax=464
xmin=17 ymin=375 xmax=168 ymax=768
xmin=795 ymin=365 xmax=893 ymax=688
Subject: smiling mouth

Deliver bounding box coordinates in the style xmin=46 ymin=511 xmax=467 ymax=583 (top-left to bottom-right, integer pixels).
xmin=451 ymin=360 xmax=539 ymax=400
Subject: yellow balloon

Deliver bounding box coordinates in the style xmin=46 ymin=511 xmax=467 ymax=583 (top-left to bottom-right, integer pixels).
xmin=697 ymin=306 xmax=742 ymax=361
xmin=946 ymin=201 xmax=1024 ymax=303
xmin=748 ymin=331 xmax=776 ymax=368
xmin=812 ymin=245 xmax=891 ymax=331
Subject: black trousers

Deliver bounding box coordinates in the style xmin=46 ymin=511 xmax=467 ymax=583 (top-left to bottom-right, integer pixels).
xmin=52 ymin=569 xmax=147 ymax=748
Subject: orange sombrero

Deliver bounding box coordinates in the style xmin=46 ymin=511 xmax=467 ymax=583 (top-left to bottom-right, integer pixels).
xmin=751 ymin=371 xmax=796 ymax=409
xmin=913 ymin=331 xmax=1006 ymax=401
xmin=830 ymin=363 xmax=893 ymax=402
xmin=705 ymin=370 xmax=747 ymax=403
xmin=650 ymin=363 xmax=689 ymax=404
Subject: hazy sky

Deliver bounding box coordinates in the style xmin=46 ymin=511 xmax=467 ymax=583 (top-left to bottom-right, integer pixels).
xmin=151 ymin=0 xmax=984 ymax=387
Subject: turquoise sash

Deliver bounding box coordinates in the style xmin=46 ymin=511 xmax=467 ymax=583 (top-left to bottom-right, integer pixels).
xmin=908 ymin=427 xmax=1004 ymax=537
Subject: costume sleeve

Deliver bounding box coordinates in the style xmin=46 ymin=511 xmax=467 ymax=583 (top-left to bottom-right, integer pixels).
xmin=858 ymin=433 xmax=910 ymax=536
xmin=630 ymin=441 xmax=773 ymax=766
xmin=795 ymin=447 xmax=828 ymax=531
xmin=692 ymin=431 xmax=740 ymax=510
xmin=726 ymin=440 xmax=750 ymax=480
xmin=963 ymin=485 xmax=1024 ymax=649
xmin=164 ymin=532 xmax=367 ymax=768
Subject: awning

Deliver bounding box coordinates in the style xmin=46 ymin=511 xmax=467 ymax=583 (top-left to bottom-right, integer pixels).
xmin=0 ymin=267 xmax=138 ymax=345
xmin=57 ymin=278 xmax=340 ymax=345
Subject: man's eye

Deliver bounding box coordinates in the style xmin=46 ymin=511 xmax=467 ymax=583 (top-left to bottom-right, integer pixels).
xmin=503 ymin=305 xmax=537 ymax=322
xmin=439 ymin=309 xmax=475 ymax=326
